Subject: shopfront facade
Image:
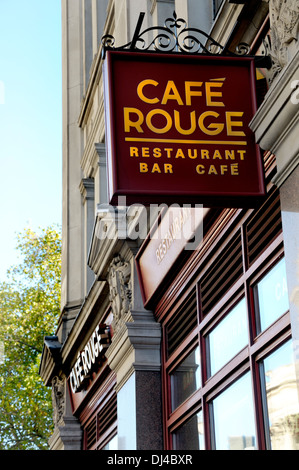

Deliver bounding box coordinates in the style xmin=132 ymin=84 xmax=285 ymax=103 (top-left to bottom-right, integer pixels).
xmin=145 ymin=179 xmax=295 ymax=450
xmin=39 ymin=0 xmax=299 ymax=451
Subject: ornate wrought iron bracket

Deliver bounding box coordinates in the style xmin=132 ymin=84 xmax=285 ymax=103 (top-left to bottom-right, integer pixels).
xmin=101 ymin=11 xmax=272 ymax=69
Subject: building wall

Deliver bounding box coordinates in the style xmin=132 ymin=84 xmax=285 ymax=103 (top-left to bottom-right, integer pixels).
xmin=60 ymin=0 xmax=85 ymax=341
xmin=40 ymin=0 xmax=299 ymax=451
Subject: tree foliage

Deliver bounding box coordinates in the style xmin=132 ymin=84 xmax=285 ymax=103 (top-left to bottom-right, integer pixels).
xmin=0 ymin=225 xmax=61 ymax=450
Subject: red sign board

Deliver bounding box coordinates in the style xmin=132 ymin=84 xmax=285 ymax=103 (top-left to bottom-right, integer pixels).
xmin=135 ymin=206 xmax=209 ymax=308
xmin=103 ymin=51 xmax=265 ymax=206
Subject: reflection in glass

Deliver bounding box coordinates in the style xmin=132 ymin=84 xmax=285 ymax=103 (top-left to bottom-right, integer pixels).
xmin=255 ymin=258 xmax=289 ymax=332
xmin=172 ymin=410 xmax=205 ymax=450
xmin=212 ymin=372 xmax=257 ymax=450
xmin=170 ymin=346 xmax=201 ymax=411
xmin=208 ymin=298 xmax=248 ymax=376
xmin=261 ymin=340 xmax=299 ymax=450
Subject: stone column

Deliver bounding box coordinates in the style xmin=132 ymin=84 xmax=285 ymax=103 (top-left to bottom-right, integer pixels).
xmin=105 ymin=250 xmax=163 ymax=450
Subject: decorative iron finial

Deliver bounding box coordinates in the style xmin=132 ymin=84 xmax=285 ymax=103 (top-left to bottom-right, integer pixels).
xmin=101 ymin=11 xmax=271 ymax=69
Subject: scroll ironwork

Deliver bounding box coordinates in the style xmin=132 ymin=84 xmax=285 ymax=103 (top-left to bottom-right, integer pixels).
xmin=101 ymin=11 xmax=271 ymax=68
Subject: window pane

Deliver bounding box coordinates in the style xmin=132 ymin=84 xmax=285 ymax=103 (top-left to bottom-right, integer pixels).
xmin=261 ymin=340 xmax=299 ymax=450
xmin=170 ymin=346 xmax=201 ymax=411
xmin=214 ymin=0 xmax=224 ymax=17
xmin=212 ymin=372 xmax=257 ymax=450
xmin=172 ymin=411 xmax=205 ymax=450
xmin=255 ymin=258 xmax=289 ymax=332
xmin=208 ymin=298 xmax=248 ymax=377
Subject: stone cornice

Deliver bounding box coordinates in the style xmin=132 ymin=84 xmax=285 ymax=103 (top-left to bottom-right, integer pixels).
xmin=105 ymin=310 xmax=161 ymax=392
xmin=207 ymin=0 xmax=243 ymax=48
xmin=250 ymin=49 xmax=299 ymax=187
xmin=79 ymin=178 xmax=94 ymax=202
xmin=87 ymin=209 xmax=126 ymax=278
xmin=39 ymin=336 xmax=62 ymax=386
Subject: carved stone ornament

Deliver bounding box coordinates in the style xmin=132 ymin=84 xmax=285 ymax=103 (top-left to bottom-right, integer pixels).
xmin=269 ymin=0 xmax=299 ymax=78
xmin=108 ymin=256 xmax=132 ymax=331
xmin=51 ymin=376 xmax=65 ymax=427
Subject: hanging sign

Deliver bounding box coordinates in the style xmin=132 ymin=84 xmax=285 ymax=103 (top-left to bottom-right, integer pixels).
xmin=103 ymin=51 xmax=265 ymax=206
xmin=136 ymin=205 xmax=208 ymax=308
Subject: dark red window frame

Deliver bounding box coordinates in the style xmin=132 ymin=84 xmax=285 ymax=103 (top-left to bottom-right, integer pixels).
xmin=157 ymin=150 xmax=292 ymax=450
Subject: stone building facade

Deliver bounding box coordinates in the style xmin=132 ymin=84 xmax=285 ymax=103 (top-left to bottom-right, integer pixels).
xmin=39 ymin=0 xmax=299 ymax=451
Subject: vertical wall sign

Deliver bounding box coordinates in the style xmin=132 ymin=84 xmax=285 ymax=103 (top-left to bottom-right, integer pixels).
xmin=103 ymin=51 xmax=265 ymax=207
xmin=69 ymin=324 xmax=111 ymax=393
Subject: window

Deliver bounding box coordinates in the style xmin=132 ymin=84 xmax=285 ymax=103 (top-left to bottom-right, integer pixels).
xmin=82 ymin=374 xmax=117 ymax=450
xmin=255 ymin=258 xmax=289 ymax=333
xmin=207 ymin=298 xmax=248 ymax=377
xmin=170 ymin=346 xmax=201 ymax=411
xmin=162 ymin=185 xmax=296 ymax=450
xmin=172 ymin=411 xmax=205 ymax=450
xmin=260 ymin=340 xmax=299 ymax=450
xmin=213 ymin=0 xmax=224 ymax=18
xmin=211 ymin=373 xmax=257 ymax=450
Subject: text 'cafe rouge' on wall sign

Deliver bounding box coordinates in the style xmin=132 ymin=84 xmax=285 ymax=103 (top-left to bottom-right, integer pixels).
xmin=103 ymin=51 xmax=265 ymax=207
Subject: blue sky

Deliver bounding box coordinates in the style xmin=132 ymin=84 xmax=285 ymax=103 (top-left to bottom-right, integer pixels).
xmin=0 ymin=0 xmax=62 ymax=281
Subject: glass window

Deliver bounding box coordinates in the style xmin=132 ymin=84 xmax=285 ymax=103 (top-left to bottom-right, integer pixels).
xmin=207 ymin=298 xmax=248 ymax=377
xmin=261 ymin=340 xmax=299 ymax=450
xmin=212 ymin=372 xmax=257 ymax=450
xmin=172 ymin=410 xmax=205 ymax=450
xmin=170 ymin=346 xmax=201 ymax=411
xmin=255 ymin=258 xmax=289 ymax=333
xmin=164 ymin=185 xmax=289 ymax=449
xmin=214 ymin=0 xmax=224 ymax=17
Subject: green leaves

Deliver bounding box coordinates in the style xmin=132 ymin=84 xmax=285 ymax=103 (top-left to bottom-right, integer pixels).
xmin=0 ymin=225 xmax=61 ymax=450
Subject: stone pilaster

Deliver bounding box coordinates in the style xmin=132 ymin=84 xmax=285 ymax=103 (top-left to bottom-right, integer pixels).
xmin=80 ymin=177 xmax=95 ymax=295
xmin=105 ymin=252 xmax=163 ymax=450
xmin=48 ymin=417 xmax=82 ymax=451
